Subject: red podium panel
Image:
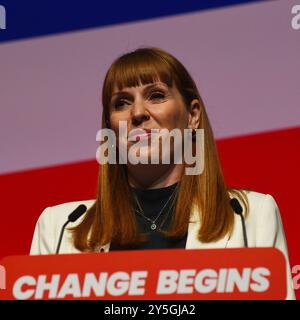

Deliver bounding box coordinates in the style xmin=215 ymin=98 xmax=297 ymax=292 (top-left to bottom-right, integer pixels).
xmin=0 ymin=248 xmax=286 ymax=300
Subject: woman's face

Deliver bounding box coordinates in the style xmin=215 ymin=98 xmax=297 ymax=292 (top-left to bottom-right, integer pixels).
xmin=108 ymin=80 xmax=198 ymax=164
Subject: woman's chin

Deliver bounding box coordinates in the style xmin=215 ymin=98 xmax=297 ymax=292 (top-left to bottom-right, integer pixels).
xmin=127 ymin=147 xmax=176 ymax=165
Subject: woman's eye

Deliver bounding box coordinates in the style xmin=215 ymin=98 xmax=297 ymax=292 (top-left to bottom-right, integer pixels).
xmin=114 ymin=99 xmax=129 ymax=109
xmin=149 ymin=91 xmax=165 ymax=101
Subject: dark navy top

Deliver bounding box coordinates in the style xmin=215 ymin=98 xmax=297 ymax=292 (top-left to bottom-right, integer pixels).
xmin=109 ymin=181 xmax=188 ymax=251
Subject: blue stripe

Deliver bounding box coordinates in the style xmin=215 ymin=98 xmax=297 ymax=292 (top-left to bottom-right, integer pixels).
xmin=0 ymin=0 xmax=266 ymax=43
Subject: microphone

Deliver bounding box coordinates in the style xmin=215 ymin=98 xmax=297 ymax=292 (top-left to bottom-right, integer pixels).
xmin=55 ymin=204 xmax=87 ymax=254
xmin=230 ymin=198 xmax=248 ymax=247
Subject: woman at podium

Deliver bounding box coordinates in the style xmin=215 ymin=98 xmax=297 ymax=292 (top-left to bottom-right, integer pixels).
xmin=30 ymin=47 xmax=295 ymax=299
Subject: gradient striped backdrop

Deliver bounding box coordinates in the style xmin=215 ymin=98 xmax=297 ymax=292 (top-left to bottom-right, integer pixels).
xmin=0 ymin=0 xmax=299 ymax=298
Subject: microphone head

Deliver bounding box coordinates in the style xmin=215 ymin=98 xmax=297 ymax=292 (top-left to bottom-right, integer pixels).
xmin=68 ymin=204 xmax=87 ymax=222
xmin=230 ymin=198 xmax=243 ymax=215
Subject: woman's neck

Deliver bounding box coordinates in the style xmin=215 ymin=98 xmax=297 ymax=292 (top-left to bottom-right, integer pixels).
xmin=127 ymin=163 xmax=184 ymax=189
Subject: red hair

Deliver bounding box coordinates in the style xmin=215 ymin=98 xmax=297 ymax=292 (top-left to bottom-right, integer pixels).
xmin=71 ymin=47 xmax=249 ymax=251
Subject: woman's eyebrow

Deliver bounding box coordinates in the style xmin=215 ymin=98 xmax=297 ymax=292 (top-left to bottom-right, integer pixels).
xmin=111 ymin=83 xmax=168 ymax=99
xmin=144 ymin=83 xmax=169 ymax=93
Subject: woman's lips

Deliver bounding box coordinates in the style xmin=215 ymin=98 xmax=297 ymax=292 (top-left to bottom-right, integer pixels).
xmin=128 ymin=129 xmax=159 ymax=141
xmin=135 ymin=133 xmax=152 ymax=141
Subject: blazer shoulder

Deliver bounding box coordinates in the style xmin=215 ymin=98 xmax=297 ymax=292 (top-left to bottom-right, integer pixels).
xmin=229 ymin=189 xmax=278 ymax=219
xmin=245 ymin=190 xmax=279 ymax=221
xmin=37 ymin=199 xmax=96 ymax=229
xmin=231 ymin=189 xmax=283 ymax=244
xmin=228 ymin=189 xmax=282 ymax=236
xmin=30 ymin=199 xmax=95 ymax=255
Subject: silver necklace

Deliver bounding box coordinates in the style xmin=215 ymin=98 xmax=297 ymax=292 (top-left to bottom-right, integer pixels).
xmin=133 ymin=186 xmax=177 ymax=231
xmin=139 ymin=201 xmax=174 ymax=232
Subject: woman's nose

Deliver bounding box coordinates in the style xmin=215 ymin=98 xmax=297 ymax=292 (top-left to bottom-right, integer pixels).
xmin=131 ymin=100 xmax=150 ymax=125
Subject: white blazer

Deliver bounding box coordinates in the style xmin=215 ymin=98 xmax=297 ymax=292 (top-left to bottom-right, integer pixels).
xmin=30 ymin=190 xmax=295 ymax=299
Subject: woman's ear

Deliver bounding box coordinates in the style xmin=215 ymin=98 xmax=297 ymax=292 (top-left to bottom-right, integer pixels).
xmin=188 ymin=99 xmax=202 ymax=129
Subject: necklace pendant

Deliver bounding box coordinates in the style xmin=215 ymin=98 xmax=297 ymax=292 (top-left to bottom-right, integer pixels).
xmin=150 ymin=223 xmax=157 ymax=230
